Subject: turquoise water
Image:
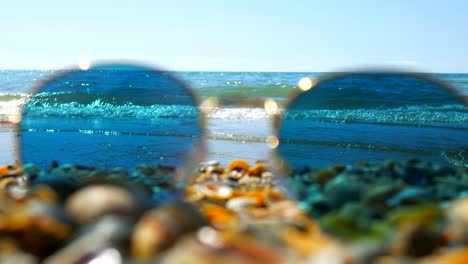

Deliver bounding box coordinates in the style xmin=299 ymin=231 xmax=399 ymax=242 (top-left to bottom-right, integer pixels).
xmin=1 ymin=70 xmax=467 ymax=167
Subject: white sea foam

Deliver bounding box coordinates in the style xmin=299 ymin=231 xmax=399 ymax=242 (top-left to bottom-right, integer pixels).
xmin=284 ymin=105 xmax=467 ymax=125
xmin=207 ymin=107 xmax=276 ymax=120
xmin=0 ymin=93 xmax=30 ymax=123
xmin=23 ymin=101 xmax=199 ymax=119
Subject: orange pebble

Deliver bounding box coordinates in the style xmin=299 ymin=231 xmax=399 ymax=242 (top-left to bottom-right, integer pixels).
xmin=230 ymin=190 xmax=266 ymax=206
xmin=248 ymin=162 xmax=268 ymax=177
xmin=227 ymin=160 xmax=250 ymax=173
xmin=201 ymin=204 xmax=236 ymax=228
xmin=265 ymin=187 xmax=285 ymax=202
xmin=0 ymin=166 xmax=9 ymax=177
xmin=245 ymin=190 xmax=266 ymax=206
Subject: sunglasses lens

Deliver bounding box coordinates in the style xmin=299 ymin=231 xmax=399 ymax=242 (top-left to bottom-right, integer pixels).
xmin=279 ymin=73 xmax=467 ymax=170
xmin=20 ymin=64 xmax=201 ymax=169
xmin=278 ymin=73 xmax=467 ymax=240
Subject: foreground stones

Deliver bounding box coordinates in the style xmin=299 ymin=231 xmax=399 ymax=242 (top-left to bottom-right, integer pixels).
xmin=0 ymin=160 xmax=468 ymax=263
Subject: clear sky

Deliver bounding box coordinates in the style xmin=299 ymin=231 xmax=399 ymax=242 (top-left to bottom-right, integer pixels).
xmin=0 ymin=0 xmax=467 ymax=72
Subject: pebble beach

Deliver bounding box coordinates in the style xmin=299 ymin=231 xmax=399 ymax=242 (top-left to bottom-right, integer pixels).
xmin=1 ymin=159 xmax=468 ymax=263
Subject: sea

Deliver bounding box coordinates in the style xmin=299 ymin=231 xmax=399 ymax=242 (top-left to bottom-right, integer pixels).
xmin=1 ymin=70 xmax=467 ymax=171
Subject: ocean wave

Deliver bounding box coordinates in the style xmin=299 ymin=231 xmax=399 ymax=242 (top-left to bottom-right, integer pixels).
xmin=283 ymin=105 xmax=467 ymax=125
xmin=27 ymin=90 xmax=196 ymax=107
xmin=205 ymin=104 xmax=467 ymax=124
xmin=0 ymin=93 xmax=30 ymax=102
xmin=23 ymin=101 xmax=199 ymax=119
xmin=207 ymin=107 xmax=272 ymax=119
xmin=0 ymin=90 xmax=466 ymax=124
xmin=17 ymin=103 xmax=468 ymax=124
xmin=0 ymin=93 xmax=29 ymax=123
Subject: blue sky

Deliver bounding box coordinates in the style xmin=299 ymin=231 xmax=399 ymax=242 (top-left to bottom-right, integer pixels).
xmin=0 ymin=0 xmax=467 ymax=72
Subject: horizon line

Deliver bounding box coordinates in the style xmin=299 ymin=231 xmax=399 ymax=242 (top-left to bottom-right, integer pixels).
xmin=1 ymin=68 xmax=468 ymax=74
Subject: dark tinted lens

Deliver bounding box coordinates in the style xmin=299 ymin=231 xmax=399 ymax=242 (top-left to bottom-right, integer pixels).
xmin=20 ymin=64 xmax=201 ymax=169
xmin=279 ymin=73 xmax=467 ymax=170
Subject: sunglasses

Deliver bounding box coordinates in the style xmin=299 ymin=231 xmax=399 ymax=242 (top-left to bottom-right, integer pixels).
xmin=14 ymin=63 xmax=467 ymax=181
xmin=2 ymin=62 xmax=466 ymax=252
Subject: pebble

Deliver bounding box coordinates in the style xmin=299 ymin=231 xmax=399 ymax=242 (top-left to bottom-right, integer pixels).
xmin=447 ymin=197 xmax=468 ymax=244
xmin=387 ymin=205 xmax=442 ymax=227
xmin=227 ymin=159 xmax=250 ymax=173
xmin=43 ymin=215 xmax=131 ymax=263
xmin=313 ymin=168 xmax=339 ymax=185
xmin=248 ymin=161 xmax=269 ymax=177
xmin=386 ymin=187 xmax=431 ymax=207
xmin=65 ymin=184 xmax=137 ymax=224
xmin=226 ymin=196 xmax=260 ymax=212
xmin=0 ymin=199 xmax=72 ymax=259
xmin=23 ymin=163 xmax=42 ymax=180
xmin=201 ymin=203 xmax=237 ymax=228
xmin=324 ymin=175 xmax=365 ymax=209
xmin=131 ymin=202 xmax=207 ymax=260
xmin=402 ymin=159 xmax=436 ymax=186
xmin=364 ymin=181 xmax=406 ymax=209
xmin=390 ymin=224 xmax=445 ymax=258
